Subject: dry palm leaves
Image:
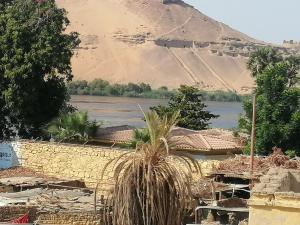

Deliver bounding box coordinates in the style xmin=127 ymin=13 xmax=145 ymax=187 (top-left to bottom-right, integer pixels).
xmin=191 ymin=179 xmax=229 ymax=199
xmin=100 ymin=111 xmax=201 ymax=225
xmin=216 ymin=148 xmax=300 ymax=176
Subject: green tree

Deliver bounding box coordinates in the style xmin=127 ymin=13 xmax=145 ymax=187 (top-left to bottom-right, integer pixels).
xmin=126 ymin=82 xmax=143 ymax=94
xmin=151 ymin=85 xmax=219 ymax=130
xmin=139 ymin=82 xmax=152 ymax=92
xmin=158 ymin=86 xmax=168 ymax=91
xmin=239 ymin=48 xmax=300 ymax=156
xmin=246 ymin=47 xmax=282 ymax=77
xmin=67 ymin=80 xmax=88 ymax=94
xmin=246 ymin=47 xmax=300 ymax=85
xmin=47 ymin=111 xmax=101 ymax=142
xmin=89 ymin=79 xmax=109 ymax=90
xmin=0 ymin=0 xmax=80 ymax=139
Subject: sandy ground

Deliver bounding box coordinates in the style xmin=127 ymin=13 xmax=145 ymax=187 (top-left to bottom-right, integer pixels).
xmin=56 ymin=0 xmax=259 ymax=93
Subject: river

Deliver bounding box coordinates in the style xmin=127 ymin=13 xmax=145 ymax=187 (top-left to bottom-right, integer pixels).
xmin=70 ymin=95 xmax=243 ymax=129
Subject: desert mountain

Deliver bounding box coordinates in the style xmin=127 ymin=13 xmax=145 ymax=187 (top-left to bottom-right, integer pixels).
xmin=56 ymin=0 xmax=288 ymax=93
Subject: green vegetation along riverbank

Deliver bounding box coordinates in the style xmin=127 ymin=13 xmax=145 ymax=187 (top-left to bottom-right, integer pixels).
xmin=67 ymin=79 xmax=244 ymax=102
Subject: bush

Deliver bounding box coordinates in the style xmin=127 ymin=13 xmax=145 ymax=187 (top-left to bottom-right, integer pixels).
xmin=67 ymin=79 xmax=244 ymax=102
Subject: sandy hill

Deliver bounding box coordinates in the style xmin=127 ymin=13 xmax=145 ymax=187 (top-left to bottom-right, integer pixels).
xmin=56 ymin=0 xmax=288 ymax=93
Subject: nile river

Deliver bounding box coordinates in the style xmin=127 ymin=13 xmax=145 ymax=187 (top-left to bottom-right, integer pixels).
xmin=70 ymin=95 xmax=243 ymax=129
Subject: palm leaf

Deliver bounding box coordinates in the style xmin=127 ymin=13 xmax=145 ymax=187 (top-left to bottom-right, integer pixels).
xmin=101 ymin=110 xmax=201 ymax=225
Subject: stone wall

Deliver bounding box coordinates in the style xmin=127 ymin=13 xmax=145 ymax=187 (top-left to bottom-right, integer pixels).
xmin=252 ymin=168 xmax=300 ymax=194
xmin=249 ymin=168 xmax=300 ymax=225
xmin=17 ymin=141 xmax=219 ymax=189
xmin=36 ymin=213 xmax=102 ymax=225
xmin=20 ymin=141 xmax=123 ymax=189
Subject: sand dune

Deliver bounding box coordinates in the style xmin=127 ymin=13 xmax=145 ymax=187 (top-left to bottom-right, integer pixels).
xmin=56 ymin=0 xmax=274 ymax=93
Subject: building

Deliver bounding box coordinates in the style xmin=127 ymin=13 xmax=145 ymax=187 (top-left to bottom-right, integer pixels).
xmin=94 ymin=126 xmax=245 ymax=160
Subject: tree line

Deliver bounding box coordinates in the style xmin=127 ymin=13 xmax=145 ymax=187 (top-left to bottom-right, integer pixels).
xmin=67 ymin=79 xmax=244 ymax=102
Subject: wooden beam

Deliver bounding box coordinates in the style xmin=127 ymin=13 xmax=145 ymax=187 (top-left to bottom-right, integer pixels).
xmin=250 ymin=94 xmax=257 ymax=181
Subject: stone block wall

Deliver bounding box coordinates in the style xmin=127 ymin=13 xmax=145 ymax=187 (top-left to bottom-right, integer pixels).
xmin=253 ymin=168 xmax=300 ymax=194
xmin=36 ymin=213 xmax=102 ymax=225
xmin=18 ymin=141 xmax=219 ymax=189
xmin=249 ymin=168 xmax=300 ymax=225
xmin=20 ymin=141 xmax=123 ymax=189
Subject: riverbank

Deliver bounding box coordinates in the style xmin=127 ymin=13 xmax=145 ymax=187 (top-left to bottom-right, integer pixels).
xmin=67 ymin=79 xmax=246 ymax=102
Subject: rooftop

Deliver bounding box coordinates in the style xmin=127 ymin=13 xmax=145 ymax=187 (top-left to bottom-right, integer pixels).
xmin=94 ymin=126 xmax=245 ymax=154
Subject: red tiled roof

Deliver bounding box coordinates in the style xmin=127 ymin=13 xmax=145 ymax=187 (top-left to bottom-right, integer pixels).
xmin=95 ymin=126 xmax=244 ymax=153
xmin=95 ymin=126 xmax=134 ymax=143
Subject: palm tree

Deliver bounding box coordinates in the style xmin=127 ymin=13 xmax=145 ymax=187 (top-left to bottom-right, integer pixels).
xmin=47 ymin=111 xmax=101 ymax=142
xmin=101 ymin=111 xmax=201 ymax=225
xmin=123 ymin=128 xmax=151 ymax=148
xmin=247 ymin=47 xmax=282 ymax=77
xmin=247 ymin=47 xmax=300 ymax=86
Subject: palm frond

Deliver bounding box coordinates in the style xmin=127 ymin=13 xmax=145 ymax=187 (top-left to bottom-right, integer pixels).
xmin=101 ymin=110 xmax=201 ymax=225
xmin=46 ymin=111 xmax=101 ymax=142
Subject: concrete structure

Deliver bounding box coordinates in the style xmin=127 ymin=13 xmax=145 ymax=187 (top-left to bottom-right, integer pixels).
xmin=249 ymin=168 xmax=300 ymax=225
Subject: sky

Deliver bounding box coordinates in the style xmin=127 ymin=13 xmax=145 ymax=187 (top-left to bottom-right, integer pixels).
xmin=185 ymin=0 xmax=300 ymax=44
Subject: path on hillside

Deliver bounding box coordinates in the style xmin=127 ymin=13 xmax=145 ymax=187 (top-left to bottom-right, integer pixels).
xmin=218 ymin=23 xmax=225 ymax=41
xmin=167 ymin=47 xmax=200 ymax=85
xmin=191 ymin=45 xmax=236 ymax=92
xmin=157 ymin=12 xmax=193 ymax=39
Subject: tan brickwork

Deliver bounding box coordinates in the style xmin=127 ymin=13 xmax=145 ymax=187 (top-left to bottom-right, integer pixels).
xmin=20 ymin=141 xmax=122 ymax=189
xmin=20 ymin=141 xmax=219 ymax=189
xmin=36 ymin=213 xmax=102 ymax=225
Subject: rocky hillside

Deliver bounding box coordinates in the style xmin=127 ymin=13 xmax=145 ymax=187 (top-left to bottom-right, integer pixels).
xmin=56 ymin=0 xmax=296 ymax=94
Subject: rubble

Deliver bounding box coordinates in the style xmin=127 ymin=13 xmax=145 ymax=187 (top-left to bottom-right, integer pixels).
xmin=0 ymin=166 xmax=53 ymax=179
xmin=214 ymin=150 xmax=300 ymax=179
xmin=0 ymin=175 xmax=102 ymax=224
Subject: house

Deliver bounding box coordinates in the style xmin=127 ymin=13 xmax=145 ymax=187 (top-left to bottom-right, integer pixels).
xmin=94 ymin=126 xmax=245 ymax=160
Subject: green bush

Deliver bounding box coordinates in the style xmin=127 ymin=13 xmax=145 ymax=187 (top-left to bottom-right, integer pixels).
xmin=46 ymin=111 xmax=102 ymax=143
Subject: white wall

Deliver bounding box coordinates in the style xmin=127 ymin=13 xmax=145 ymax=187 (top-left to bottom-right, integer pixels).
xmin=0 ymin=142 xmax=22 ymax=169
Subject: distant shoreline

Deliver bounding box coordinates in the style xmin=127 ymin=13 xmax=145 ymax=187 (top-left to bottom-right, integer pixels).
xmin=67 ymin=79 xmax=246 ymax=102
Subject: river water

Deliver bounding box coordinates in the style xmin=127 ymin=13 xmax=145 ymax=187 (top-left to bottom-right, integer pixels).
xmin=70 ymin=95 xmax=243 ymax=129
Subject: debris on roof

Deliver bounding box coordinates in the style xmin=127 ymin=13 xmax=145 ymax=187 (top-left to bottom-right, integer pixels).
xmin=0 ymin=176 xmax=86 ymax=194
xmin=213 ymin=150 xmax=300 ymax=179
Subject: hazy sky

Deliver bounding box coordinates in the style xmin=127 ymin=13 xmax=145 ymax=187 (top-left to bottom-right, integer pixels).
xmin=185 ymin=0 xmax=300 ymax=44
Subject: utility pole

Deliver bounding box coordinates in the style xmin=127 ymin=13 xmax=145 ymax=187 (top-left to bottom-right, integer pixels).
xmin=250 ymin=94 xmax=257 ymax=181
